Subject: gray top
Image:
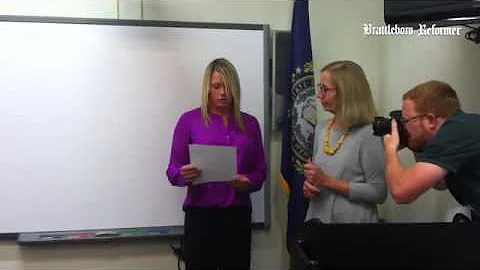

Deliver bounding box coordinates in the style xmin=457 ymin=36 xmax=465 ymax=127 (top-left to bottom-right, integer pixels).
xmin=305 ymin=120 xmax=387 ymax=223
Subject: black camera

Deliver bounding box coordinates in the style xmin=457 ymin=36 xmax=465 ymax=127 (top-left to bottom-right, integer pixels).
xmin=372 ymin=110 xmax=408 ymax=148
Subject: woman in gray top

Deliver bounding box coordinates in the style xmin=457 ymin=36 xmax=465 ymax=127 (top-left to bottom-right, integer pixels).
xmin=303 ymin=60 xmax=387 ymax=223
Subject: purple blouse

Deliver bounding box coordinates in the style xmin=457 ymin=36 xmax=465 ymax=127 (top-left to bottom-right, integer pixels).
xmin=166 ymin=108 xmax=267 ymax=209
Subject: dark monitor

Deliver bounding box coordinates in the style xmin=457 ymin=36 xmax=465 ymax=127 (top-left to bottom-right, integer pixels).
xmin=384 ymin=0 xmax=480 ymax=27
xmin=297 ymin=218 xmax=480 ymax=269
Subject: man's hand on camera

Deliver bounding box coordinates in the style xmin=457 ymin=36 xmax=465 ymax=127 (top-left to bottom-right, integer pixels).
xmin=384 ymin=119 xmax=400 ymax=153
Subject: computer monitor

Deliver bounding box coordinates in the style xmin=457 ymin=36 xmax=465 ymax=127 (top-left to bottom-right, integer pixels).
xmin=296 ymin=218 xmax=480 ymax=269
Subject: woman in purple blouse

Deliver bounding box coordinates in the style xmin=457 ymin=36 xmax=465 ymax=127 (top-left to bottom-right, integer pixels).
xmin=166 ymin=58 xmax=267 ymax=270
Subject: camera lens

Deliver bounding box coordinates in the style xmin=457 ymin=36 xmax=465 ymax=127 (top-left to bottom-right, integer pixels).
xmin=372 ymin=117 xmax=391 ymax=136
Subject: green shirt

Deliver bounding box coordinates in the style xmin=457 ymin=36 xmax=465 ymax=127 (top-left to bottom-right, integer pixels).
xmin=416 ymin=110 xmax=480 ymax=212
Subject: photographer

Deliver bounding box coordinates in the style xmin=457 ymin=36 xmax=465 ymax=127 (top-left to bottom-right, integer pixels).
xmin=383 ymin=80 xmax=480 ymax=221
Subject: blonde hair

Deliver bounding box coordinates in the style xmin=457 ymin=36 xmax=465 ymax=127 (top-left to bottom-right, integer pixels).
xmin=321 ymin=60 xmax=376 ymax=130
xmin=200 ymin=58 xmax=244 ymax=131
xmin=403 ymin=80 xmax=460 ymax=118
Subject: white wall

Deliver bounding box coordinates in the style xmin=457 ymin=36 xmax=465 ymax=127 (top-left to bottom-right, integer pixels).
xmin=2 ymin=0 xmax=477 ymax=269
xmin=309 ymin=0 xmax=386 ymax=120
xmin=0 ymin=0 xmax=117 ymax=18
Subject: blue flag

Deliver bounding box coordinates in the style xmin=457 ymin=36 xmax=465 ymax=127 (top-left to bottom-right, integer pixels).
xmin=280 ymin=0 xmax=316 ymax=256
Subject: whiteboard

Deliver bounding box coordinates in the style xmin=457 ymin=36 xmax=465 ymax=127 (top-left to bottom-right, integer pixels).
xmin=0 ymin=16 xmax=270 ymax=234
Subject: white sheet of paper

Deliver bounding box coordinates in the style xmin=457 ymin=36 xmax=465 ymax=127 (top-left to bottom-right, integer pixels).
xmin=188 ymin=144 xmax=237 ymax=185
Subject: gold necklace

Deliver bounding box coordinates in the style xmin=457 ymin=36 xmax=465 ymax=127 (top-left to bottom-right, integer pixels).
xmin=323 ymin=119 xmax=348 ymax=156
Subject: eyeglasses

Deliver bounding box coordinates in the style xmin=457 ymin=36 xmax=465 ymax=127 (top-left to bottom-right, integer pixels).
xmin=402 ymin=114 xmax=426 ymax=124
xmin=316 ymin=83 xmax=336 ymax=95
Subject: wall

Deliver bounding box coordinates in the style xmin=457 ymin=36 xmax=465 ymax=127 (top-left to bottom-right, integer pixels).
xmin=309 ymin=0 xmax=386 ymax=120
xmin=2 ymin=0 xmax=475 ymax=269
